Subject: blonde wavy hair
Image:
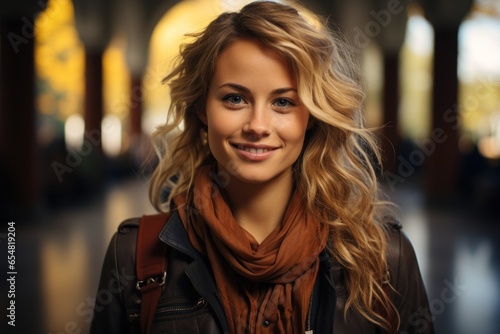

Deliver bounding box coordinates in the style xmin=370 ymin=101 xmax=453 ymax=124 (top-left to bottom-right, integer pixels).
xmin=149 ymin=0 xmax=398 ymax=331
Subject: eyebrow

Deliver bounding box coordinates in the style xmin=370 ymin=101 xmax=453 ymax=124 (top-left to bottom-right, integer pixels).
xmin=218 ymin=83 xmax=297 ymax=95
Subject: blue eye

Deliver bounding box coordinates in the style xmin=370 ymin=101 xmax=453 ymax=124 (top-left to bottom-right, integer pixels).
xmin=222 ymin=94 xmax=244 ymax=105
xmin=273 ymin=98 xmax=294 ymax=108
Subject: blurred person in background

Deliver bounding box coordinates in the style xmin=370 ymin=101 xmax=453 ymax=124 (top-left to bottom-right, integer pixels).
xmin=90 ymin=1 xmax=434 ymax=333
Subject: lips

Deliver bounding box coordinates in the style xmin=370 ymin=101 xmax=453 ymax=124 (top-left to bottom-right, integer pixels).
xmin=231 ymin=143 xmax=279 ymax=161
xmin=236 ymin=144 xmax=274 ymax=154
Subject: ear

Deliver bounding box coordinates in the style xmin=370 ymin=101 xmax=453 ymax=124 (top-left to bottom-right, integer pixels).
xmin=197 ymin=108 xmax=208 ymax=125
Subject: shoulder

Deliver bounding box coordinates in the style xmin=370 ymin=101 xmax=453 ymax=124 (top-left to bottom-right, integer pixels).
xmin=113 ymin=213 xmax=171 ymax=255
xmin=384 ymin=217 xmax=417 ymax=258
xmin=114 ymin=218 xmax=141 ymax=251
xmin=382 ymin=220 xmax=435 ymax=332
xmin=110 ymin=214 xmax=168 ymax=270
xmin=115 ymin=213 xmax=170 ymax=237
xmin=106 ymin=218 xmax=141 ymax=275
xmin=384 ymin=217 xmax=419 ymax=263
xmin=385 ymin=217 xmax=402 ymax=242
xmin=117 ymin=217 xmax=140 ymax=233
xmin=383 ymin=218 xmax=424 ymax=292
xmin=112 ymin=213 xmax=176 ymax=259
xmin=384 ymin=217 xmax=403 ymax=262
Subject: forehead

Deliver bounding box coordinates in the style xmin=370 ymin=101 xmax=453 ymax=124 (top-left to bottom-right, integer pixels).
xmin=211 ymin=38 xmax=295 ymax=86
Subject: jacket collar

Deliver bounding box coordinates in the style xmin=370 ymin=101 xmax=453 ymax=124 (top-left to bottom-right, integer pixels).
xmin=158 ymin=211 xmax=200 ymax=260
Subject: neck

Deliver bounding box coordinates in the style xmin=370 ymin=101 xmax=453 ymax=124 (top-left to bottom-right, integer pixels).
xmin=223 ymin=172 xmax=294 ymax=244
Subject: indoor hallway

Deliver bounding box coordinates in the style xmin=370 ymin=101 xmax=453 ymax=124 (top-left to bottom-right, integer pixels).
xmin=1 ymin=174 xmax=499 ymax=334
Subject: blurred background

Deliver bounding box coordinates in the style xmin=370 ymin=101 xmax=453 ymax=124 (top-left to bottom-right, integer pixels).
xmin=0 ymin=0 xmax=499 ymax=333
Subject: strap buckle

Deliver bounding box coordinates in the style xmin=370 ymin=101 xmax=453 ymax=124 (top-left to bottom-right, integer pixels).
xmin=136 ymin=271 xmax=167 ymax=291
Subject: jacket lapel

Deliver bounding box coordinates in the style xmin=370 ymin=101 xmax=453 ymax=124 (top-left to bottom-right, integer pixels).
xmin=159 ymin=212 xmax=230 ymax=333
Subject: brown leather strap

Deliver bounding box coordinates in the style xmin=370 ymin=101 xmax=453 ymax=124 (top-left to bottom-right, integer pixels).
xmin=136 ymin=213 xmax=170 ymax=334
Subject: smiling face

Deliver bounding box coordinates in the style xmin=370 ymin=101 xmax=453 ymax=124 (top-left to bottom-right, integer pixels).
xmin=203 ymin=38 xmax=311 ymax=187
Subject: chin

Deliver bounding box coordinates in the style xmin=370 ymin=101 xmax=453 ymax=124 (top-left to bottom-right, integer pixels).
xmin=233 ymin=173 xmax=271 ymax=184
xmin=231 ymin=167 xmax=291 ymax=186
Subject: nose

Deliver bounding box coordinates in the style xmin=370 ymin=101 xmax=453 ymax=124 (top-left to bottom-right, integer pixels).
xmin=243 ymin=104 xmax=271 ymax=139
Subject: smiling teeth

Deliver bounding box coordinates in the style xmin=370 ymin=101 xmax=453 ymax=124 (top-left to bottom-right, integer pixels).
xmin=237 ymin=145 xmax=270 ymax=154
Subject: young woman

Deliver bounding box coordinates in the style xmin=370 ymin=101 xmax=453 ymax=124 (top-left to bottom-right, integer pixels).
xmin=91 ymin=1 xmax=434 ymax=333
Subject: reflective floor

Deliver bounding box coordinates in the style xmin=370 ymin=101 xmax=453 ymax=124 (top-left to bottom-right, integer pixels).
xmin=1 ymin=175 xmax=499 ymax=334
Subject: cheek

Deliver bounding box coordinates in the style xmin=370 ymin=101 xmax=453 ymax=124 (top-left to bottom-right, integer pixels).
xmin=206 ymin=113 xmax=239 ymax=155
xmin=277 ymin=116 xmax=310 ymax=144
xmin=207 ymin=116 xmax=233 ymax=139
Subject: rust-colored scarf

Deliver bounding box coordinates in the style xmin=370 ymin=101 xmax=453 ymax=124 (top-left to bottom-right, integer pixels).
xmin=174 ymin=166 xmax=329 ymax=333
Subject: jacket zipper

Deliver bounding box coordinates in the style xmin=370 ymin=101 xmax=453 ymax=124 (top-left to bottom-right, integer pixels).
xmin=305 ymin=293 xmax=313 ymax=334
xmin=156 ymin=298 xmax=207 ymax=314
xmin=128 ymin=298 xmax=207 ymax=323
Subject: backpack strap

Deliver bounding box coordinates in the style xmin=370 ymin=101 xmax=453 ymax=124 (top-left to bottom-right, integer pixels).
xmin=135 ymin=213 xmax=170 ymax=334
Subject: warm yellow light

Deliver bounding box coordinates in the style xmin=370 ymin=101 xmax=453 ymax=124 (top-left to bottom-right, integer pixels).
xmin=144 ymin=0 xmax=223 ymax=134
xmin=103 ymin=38 xmax=130 ymax=119
xmin=35 ymin=0 xmax=84 ymax=119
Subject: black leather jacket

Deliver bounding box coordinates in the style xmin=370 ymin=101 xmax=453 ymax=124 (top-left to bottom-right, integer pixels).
xmin=90 ymin=212 xmax=435 ymax=333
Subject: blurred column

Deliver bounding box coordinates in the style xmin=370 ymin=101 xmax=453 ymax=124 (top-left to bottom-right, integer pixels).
xmin=0 ymin=5 xmax=47 ymax=333
xmin=421 ymin=0 xmax=473 ymax=200
xmin=130 ymin=75 xmax=143 ymax=139
xmin=84 ymin=50 xmax=103 ymax=148
xmin=373 ymin=0 xmax=408 ymax=172
xmin=121 ymin=0 xmax=155 ymax=160
xmin=0 ymin=5 xmax=42 ymax=217
xmin=73 ymin=0 xmax=111 ymax=190
xmin=380 ymin=53 xmax=401 ymax=171
xmin=83 ymin=48 xmax=105 ymax=189
xmin=426 ymin=27 xmax=460 ymax=197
